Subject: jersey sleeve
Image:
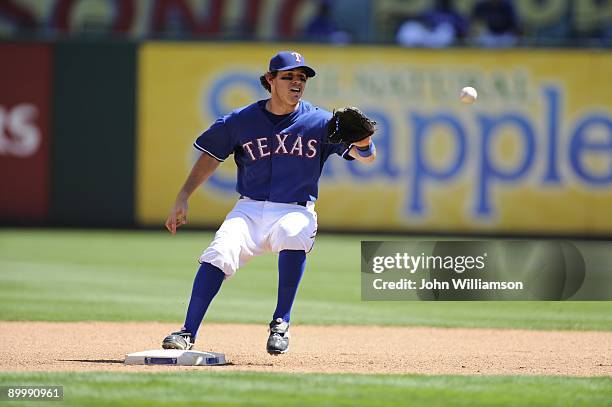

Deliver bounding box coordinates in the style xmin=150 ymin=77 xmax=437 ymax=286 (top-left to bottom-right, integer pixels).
xmin=193 ymin=117 xmax=234 ymax=162
xmin=322 ymin=142 xmax=355 ymax=162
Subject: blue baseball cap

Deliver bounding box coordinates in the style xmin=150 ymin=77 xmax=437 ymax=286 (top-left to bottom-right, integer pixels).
xmin=269 ymin=51 xmax=316 ymax=77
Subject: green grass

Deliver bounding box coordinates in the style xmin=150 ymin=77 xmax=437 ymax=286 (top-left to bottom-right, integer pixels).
xmin=1 ymin=230 xmax=611 ymax=406
xmin=0 ymin=371 xmax=610 ymax=407
xmin=1 ymin=229 xmax=611 ymax=330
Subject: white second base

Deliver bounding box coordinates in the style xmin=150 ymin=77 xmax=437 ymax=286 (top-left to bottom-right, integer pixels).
xmin=124 ymin=349 xmax=227 ymax=366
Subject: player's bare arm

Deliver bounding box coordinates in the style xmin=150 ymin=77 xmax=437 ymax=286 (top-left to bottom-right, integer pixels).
xmin=348 ymin=136 xmax=376 ymax=163
xmin=165 ymin=153 xmax=221 ymax=235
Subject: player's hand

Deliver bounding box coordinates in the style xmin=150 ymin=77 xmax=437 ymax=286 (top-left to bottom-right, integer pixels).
xmin=165 ymin=199 xmax=189 ymax=235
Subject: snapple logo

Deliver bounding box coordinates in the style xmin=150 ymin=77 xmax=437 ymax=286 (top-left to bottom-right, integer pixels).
xmin=203 ymin=74 xmax=612 ymax=218
xmin=403 ymin=87 xmax=612 ymax=217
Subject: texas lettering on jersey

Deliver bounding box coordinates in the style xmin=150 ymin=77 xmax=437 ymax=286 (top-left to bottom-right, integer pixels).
xmin=242 ymin=132 xmax=318 ymax=161
xmin=193 ymin=99 xmax=352 ymax=202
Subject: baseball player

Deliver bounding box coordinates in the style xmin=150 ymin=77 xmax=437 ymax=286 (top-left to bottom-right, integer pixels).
xmin=162 ymin=50 xmax=377 ymax=355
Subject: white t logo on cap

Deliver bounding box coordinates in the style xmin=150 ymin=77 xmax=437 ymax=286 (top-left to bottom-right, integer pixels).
xmin=291 ymin=52 xmax=302 ymax=63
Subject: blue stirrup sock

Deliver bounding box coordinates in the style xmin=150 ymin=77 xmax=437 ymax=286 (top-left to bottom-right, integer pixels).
xmin=183 ymin=262 xmax=225 ymax=339
xmin=273 ymin=249 xmax=307 ymax=323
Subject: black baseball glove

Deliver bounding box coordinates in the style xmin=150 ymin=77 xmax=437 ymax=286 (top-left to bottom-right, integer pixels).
xmin=327 ymin=107 xmax=376 ymax=144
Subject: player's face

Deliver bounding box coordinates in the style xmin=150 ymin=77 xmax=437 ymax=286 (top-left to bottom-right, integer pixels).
xmin=270 ymin=69 xmax=308 ymax=106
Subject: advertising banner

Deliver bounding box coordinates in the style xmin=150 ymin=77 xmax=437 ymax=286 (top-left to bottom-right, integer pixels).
xmin=137 ymin=43 xmax=612 ymax=234
xmin=0 ymin=0 xmax=342 ymax=40
xmin=0 ymin=43 xmax=51 ymax=221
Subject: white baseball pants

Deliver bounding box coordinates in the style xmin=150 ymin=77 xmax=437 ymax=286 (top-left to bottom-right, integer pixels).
xmin=199 ymin=197 xmax=317 ymax=278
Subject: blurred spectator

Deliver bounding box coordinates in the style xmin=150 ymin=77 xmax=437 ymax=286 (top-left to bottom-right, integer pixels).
xmin=0 ymin=0 xmax=38 ymax=37
xmin=396 ymin=0 xmax=468 ymax=48
xmin=303 ymin=0 xmax=350 ymax=44
xmin=471 ymin=0 xmax=520 ymax=48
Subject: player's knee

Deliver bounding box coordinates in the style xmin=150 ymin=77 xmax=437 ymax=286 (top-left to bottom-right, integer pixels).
xmin=274 ymin=223 xmax=295 ymax=240
xmin=271 ymin=225 xmax=311 ymax=252
xmin=199 ymin=247 xmax=238 ymax=278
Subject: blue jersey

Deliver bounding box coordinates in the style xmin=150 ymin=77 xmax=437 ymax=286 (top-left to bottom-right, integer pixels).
xmin=194 ymin=99 xmax=352 ymax=203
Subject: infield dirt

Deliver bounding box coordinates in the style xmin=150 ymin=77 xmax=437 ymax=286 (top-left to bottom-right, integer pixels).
xmin=1 ymin=322 xmax=610 ymax=376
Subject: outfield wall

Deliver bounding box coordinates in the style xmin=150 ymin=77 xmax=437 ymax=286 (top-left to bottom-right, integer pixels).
xmin=50 ymin=42 xmax=136 ymax=226
xmin=1 ymin=41 xmax=611 ymax=236
xmin=0 ymin=43 xmax=52 ymax=221
xmin=0 ymin=41 xmax=137 ymax=227
xmin=137 ymin=43 xmax=612 ymax=235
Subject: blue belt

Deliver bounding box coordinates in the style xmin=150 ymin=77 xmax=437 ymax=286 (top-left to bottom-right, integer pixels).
xmin=240 ymin=196 xmax=307 ymax=207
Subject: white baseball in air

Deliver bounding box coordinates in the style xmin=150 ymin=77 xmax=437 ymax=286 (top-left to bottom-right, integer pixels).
xmin=459 ymin=86 xmax=478 ymax=104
